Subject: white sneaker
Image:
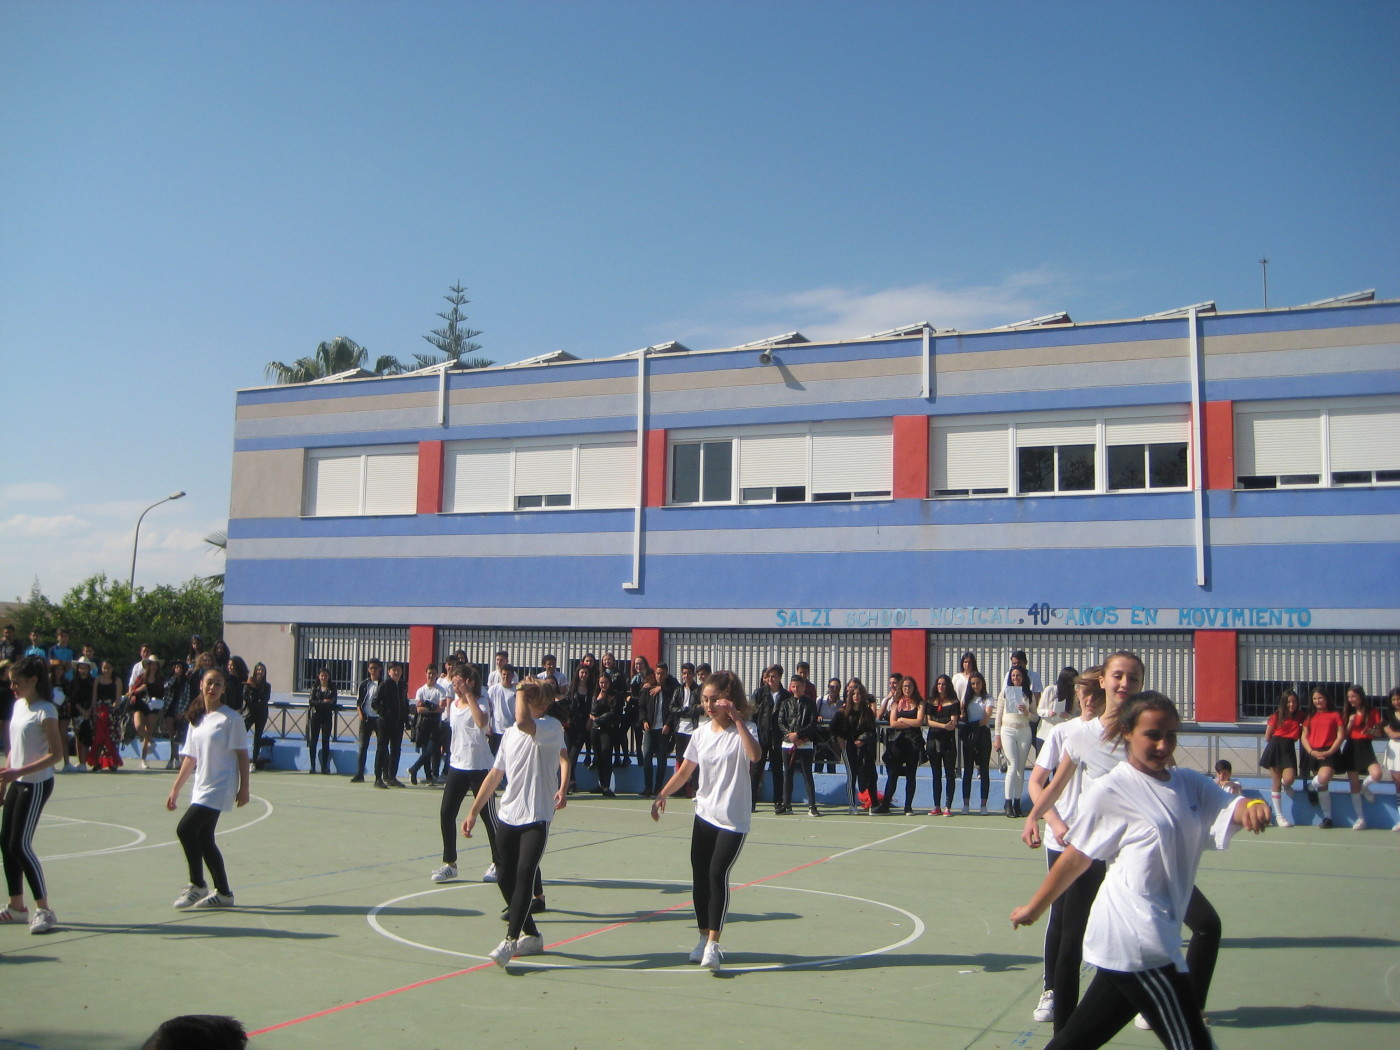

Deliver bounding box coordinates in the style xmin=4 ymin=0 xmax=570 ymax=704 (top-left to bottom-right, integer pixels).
xmin=1276 ymin=814 xmax=1292 ymax=828
xmin=701 ymin=940 xmax=724 ymax=973
xmin=430 ymin=864 xmax=457 ymax=883
xmin=173 ymin=883 xmax=208 ymax=909
xmin=0 ymin=905 xmax=30 ymax=924
xmin=1391 ymin=819 xmax=1400 ymax=832
xmin=193 ymin=891 xmax=235 ymax=908
xmin=1353 ymin=817 xmax=1368 ymax=830
xmin=514 ymin=933 xmax=544 ymax=956
xmin=28 ymin=908 xmax=56 ymax=934
xmin=688 ymin=937 xmax=708 ymax=963
xmin=1033 ymin=989 xmax=1054 ymax=1022
xmin=482 ymin=863 xmax=498 ymax=883
xmin=1134 ymin=1013 xmax=1152 ymax=1030
xmin=489 ymin=938 xmax=516 ymax=968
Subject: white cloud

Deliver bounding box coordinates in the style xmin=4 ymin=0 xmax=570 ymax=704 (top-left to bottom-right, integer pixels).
xmin=665 ymin=269 xmax=1070 ymax=349
xmin=0 ymin=482 xmax=67 ymax=504
xmin=0 ymin=513 xmax=89 ymax=538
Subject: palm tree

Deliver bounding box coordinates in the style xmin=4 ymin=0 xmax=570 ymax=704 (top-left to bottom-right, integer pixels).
xmin=264 ymin=336 xmax=408 ymax=384
xmin=202 ymin=529 xmax=226 ymax=589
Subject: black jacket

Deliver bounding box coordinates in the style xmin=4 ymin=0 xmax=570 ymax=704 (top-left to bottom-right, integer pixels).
xmin=777 ymin=691 xmax=818 ymax=742
xmin=749 ymin=685 xmax=790 ymax=750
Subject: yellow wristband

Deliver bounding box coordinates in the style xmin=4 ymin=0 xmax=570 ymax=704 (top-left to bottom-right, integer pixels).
xmin=1245 ymin=799 xmax=1266 ymax=807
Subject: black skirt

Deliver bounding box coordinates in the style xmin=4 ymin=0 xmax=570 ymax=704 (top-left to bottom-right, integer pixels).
xmin=1259 ymin=736 xmax=1297 ymax=771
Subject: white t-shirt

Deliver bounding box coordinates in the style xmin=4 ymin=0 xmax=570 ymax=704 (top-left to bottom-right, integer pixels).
xmin=1072 ymin=763 xmax=1243 ymax=974
xmin=492 ymin=716 xmax=567 ymax=826
xmin=1063 ymin=717 xmax=1127 ymax=793
xmin=8 ymin=698 xmax=58 ymax=784
xmin=486 ymin=682 xmax=516 ymax=735
xmin=684 ymin=721 xmax=757 ymax=834
xmin=447 ymin=699 xmax=493 ymax=771
xmin=1033 ymin=717 xmax=1093 ymax=851
xmin=181 ymin=706 xmax=250 ymax=811
xmin=414 ymin=683 xmax=445 ymax=713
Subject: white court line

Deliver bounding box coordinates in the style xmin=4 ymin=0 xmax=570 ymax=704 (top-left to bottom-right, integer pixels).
xmin=41 ymin=795 xmax=275 ymax=859
xmin=369 ymin=821 xmax=932 ymax=970
xmin=42 ymin=816 xmax=148 ymax=858
xmin=367 ymin=878 xmax=926 ymax=972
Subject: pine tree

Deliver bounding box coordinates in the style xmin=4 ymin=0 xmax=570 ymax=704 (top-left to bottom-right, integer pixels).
xmin=421 ymin=282 xmax=493 ymax=369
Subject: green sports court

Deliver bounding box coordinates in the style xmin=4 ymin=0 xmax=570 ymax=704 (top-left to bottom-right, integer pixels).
xmin=4 ymin=768 xmax=1397 ymax=1049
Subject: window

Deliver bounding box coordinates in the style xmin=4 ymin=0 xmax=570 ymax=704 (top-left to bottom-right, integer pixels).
xmin=1236 ymin=397 xmax=1400 ymax=489
xmin=444 ymin=438 xmax=636 ymax=513
xmin=304 ymin=446 xmax=418 ymax=516
xmin=669 ymin=423 xmax=891 ymax=506
xmin=671 ymin=440 xmax=733 ymax=504
xmin=932 ymin=411 xmax=1190 ymax=498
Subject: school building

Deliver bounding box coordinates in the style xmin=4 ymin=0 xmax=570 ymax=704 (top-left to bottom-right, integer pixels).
xmin=224 ymin=293 xmax=1400 ymax=722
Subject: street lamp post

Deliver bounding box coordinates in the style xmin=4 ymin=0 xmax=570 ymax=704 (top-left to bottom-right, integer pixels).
xmin=129 ymin=491 xmax=186 ymax=592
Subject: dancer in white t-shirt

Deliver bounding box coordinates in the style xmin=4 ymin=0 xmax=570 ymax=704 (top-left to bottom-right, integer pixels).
xmin=463 ymin=679 xmax=568 ymax=968
xmin=1012 ymin=693 xmax=1269 ymax=1050
xmin=167 ymin=668 xmax=251 ymax=910
xmin=652 ymin=670 xmax=761 ymax=973
xmin=0 ymin=656 xmax=64 ymax=933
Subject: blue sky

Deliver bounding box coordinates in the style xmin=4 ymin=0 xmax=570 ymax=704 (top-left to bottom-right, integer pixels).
xmin=2 ymin=0 xmax=1397 ymax=603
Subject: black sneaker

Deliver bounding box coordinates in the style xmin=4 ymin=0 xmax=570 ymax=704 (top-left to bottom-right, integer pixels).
xmin=350 ymin=774 xmax=365 ymax=783
xmin=1320 ymin=818 xmax=1334 ymax=829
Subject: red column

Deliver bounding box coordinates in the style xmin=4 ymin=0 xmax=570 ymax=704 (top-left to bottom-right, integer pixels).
xmin=409 ymin=625 xmax=438 ymax=679
xmin=890 ymin=628 xmax=929 ymax=687
xmin=892 ymin=416 xmax=930 ymax=499
xmin=1202 ymin=401 xmax=1234 ymax=491
xmin=417 ymin=440 xmax=445 ymax=513
xmin=644 ymin=430 xmax=667 ymax=508
xmin=1193 ymin=630 xmax=1237 ymax=722
xmin=632 ymin=627 xmax=662 ymax=668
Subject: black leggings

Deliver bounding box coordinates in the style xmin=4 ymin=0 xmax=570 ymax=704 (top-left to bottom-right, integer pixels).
xmin=306 ymin=711 xmax=333 ymax=770
xmin=176 ymin=803 xmax=231 ymax=896
xmin=690 ymin=816 xmax=745 ymax=934
xmin=495 ymin=820 xmax=549 ymax=940
xmin=1052 ymin=866 xmax=1220 ymax=1031
xmin=926 ymin=732 xmax=957 ymax=809
xmin=844 ymin=741 xmax=877 ymax=806
xmin=960 ymin=723 xmax=991 ymax=805
xmin=439 ymin=767 xmax=498 ymax=865
xmin=2 ymin=779 xmax=53 ymax=900
xmin=1045 ymin=964 xmax=1213 ymax=1050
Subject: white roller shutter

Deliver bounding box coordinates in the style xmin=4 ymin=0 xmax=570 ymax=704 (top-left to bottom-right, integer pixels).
xmin=1236 ymin=410 xmax=1321 ymax=476
xmin=738 ymin=432 xmax=808 ymax=489
xmin=934 ymin=424 xmax=1011 ymax=491
xmin=1105 ymin=415 xmax=1189 ymax=445
xmin=578 ymin=442 xmax=636 ymax=509
xmin=446 ymin=445 xmax=512 ymax=512
xmin=1329 ymin=405 xmax=1400 ymax=472
xmin=1015 ymin=420 xmax=1096 ymax=447
xmin=515 ymin=446 xmax=575 ymax=497
xmin=812 ymin=427 xmax=891 ymax=493
xmin=305 ymin=453 xmax=362 ymax=516
xmin=363 ymin=451 xmax=418 ymax=515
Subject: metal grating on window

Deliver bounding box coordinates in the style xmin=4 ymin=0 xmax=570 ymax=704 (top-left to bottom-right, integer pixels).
xmin=1240 ymin=633 xmax=1400 ymax=694
xmin=929 ymin=631 xmax=1196 ymax=720
xmin=293 ymin=625 xmax=410 ymax=692
xmin=665 ymin=631 xmax=888 ymax=696
xmin=436 ymin=628 xmax=632 ymax=678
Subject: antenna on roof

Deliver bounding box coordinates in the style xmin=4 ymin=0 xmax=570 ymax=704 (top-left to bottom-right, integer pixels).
xmin=1260 ymin=257 xmax=1270 ymax=309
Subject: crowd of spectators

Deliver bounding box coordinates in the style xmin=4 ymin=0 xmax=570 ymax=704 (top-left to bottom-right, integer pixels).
xmin=0 ymin=627 xmax=269 ymax=773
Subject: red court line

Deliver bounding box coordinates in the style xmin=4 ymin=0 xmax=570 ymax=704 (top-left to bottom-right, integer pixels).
xmin=250 ymin=850 xmax=839 ymax=1037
